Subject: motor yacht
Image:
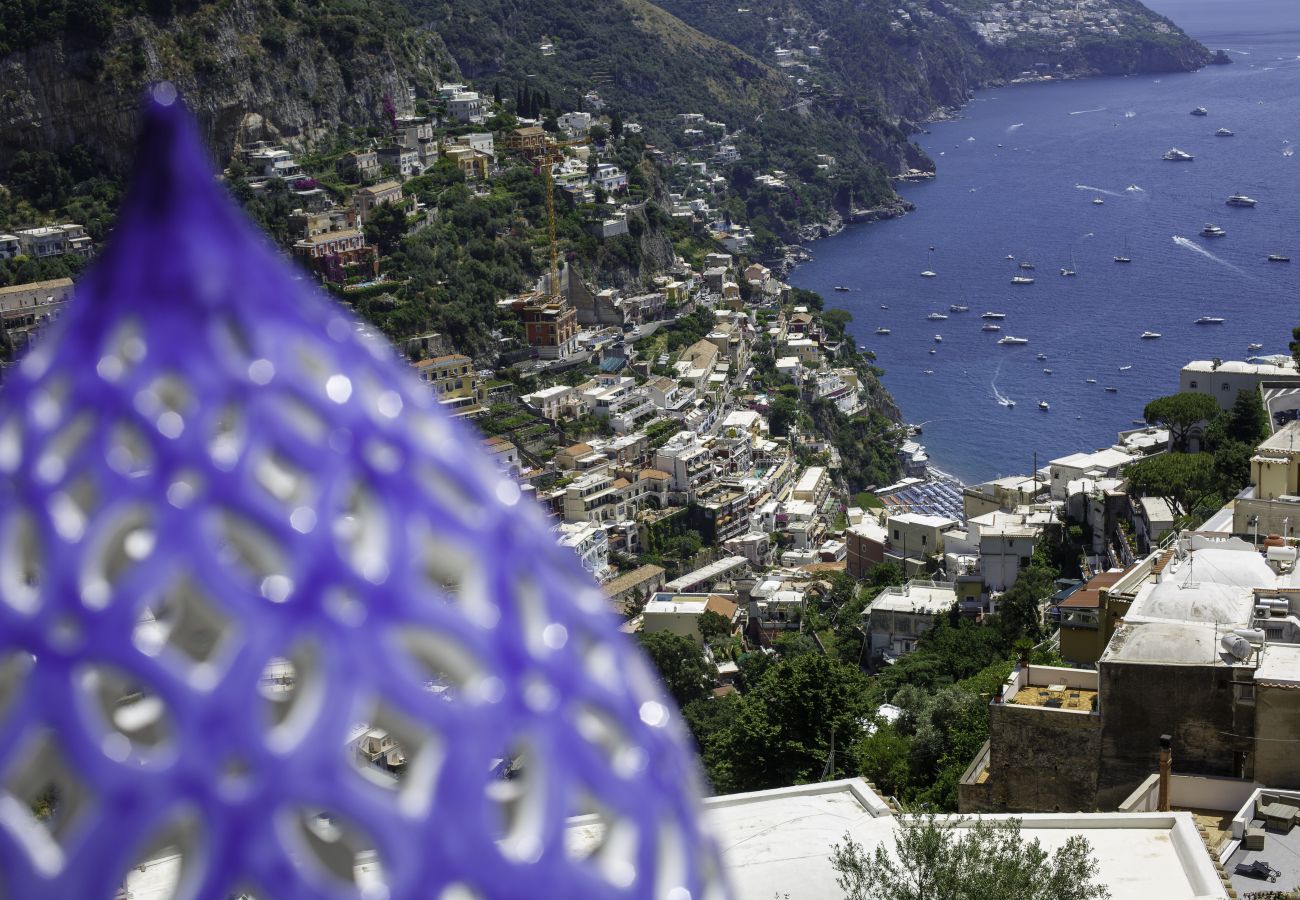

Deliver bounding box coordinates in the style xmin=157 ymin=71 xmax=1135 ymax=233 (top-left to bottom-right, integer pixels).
xmin=1011 ymin=276 xmax=1035 ymax=285
xmin=1140 ymin=331 xmax=1161 ymax=339
xmin=920 ymin=270 xmax=937 ymax=278
xmin=1194 ymin=316 xmax=1225 ymax=325
xmin=1226 ymin=194 xmax=1257 ymax=208
xmin=926 ymin=312 xmax=948 ymax=321
xmin=1249 ymin=343 xmax=1264 ymax=351
xmin=998 ymin=336 xmax=1029 ymax=345
xmin=982 ymin=324 xmax=1002 ymax=332
xmin=1216 ymin=128 xmax=1235 ymax=137
xmin=934 ymin=334 xmax=943 ymax=343
xmin=1039 ymin=401 xmax=1050 ymax=410
xmin=875 ymin=327 xmax=891 ymax=335
xmin=1105 ymin=386 xmax=1119 ymax=393
xmin=833 ymin=285 xmax=851 ymax=292
xmin=1092 ymin=197 xmax=1104 ymax=205
xmin=1201 ymin=223 xmax=1226 ymax=237
xmin=1269 ymin=254 xmax=1291 ymax=263
xmin=1163 ymin=148 xmax=1194 ymax=161
xmin=1190 ymin=107 xmax=1208 ymax=116
xmin=949 ymin=304 xmax=970 ymax=312
xmin=981 ymin=311 xmax=1006 ymax=319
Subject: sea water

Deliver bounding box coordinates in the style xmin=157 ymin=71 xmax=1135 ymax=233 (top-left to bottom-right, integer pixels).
xmin=789 ymin=0 xmax=1300 ymax=484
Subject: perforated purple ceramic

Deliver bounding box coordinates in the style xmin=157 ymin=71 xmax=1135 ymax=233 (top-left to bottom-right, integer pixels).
xmin=0 ymin=87 xmax=727 ymax=900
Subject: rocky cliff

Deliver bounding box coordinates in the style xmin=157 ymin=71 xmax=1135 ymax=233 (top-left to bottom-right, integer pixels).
xmin=0 ymin=0 xmax=456 ymax=169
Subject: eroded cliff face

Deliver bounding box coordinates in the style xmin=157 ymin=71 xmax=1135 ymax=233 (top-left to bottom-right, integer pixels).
xmin=0 ymin=0 xmax=456 ymax=169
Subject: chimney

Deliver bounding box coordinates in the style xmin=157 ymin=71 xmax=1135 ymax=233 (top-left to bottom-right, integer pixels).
xmin=1157 ymin=734 xmax=1172 ymax=812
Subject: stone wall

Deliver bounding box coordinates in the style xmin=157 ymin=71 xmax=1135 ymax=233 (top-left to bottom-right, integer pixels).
xmin=1096 ymin=661 xmax=1252 ymax=809
xmin=964 ymin=704 xmax=1102 ymax=813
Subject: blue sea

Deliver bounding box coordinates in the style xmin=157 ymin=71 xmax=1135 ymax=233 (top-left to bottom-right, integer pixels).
xmin=789 ymin=0 xmax=1300 ymax=485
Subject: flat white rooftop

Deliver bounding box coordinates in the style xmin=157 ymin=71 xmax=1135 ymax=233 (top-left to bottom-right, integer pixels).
xmin=568 ymin=779 xmax=1227 ymax=899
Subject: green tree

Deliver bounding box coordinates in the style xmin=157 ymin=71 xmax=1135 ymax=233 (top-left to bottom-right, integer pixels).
xmin=769 ymin=395 xmax=800 ymax=438
xmin=992 ymin=563 xmax=1057 ymax=645
xmin=869 ymin=562 xmax=905 ymax=589
xmin=697 ymin=609 xmax=732 ymax=645
xmin=363 ymin=201 xmax=409 ymax=256
xmin=1126 ymin=452 xmax=1220 ymax=518
xmin=830 ymin=815 xmax=1110 ymax=900
xmin=1142 ymin=392 xmax=1221 ymax=451
xmin=707 ymin=653 xmax=872 ymax=793
xmin=1224 ymin=389 xmax=1270 ymax=446
xmin=1291 ymin=325 xmax=1300 ymax=369
xmin=636 ymin=631 xmax=713 ymax=708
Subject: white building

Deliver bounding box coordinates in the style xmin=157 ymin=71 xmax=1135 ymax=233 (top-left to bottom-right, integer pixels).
xmin=1048 ymin=448 xmax=1140 ymax=501
xmin=448 ymin=91 xmax=484 ymax=124
xmin=556 ymin=521 xmax=611 ymax=581
xmin=572 ymin=779 xmax=1229 ymax=900
xmin=866 ymin=580 xmax=958 ymax=663
xmin=1182 ymin=358 xmax=1300 ymax=412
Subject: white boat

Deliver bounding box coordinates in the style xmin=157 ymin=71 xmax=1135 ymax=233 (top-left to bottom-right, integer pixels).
xmin=1043 ymin=368 xmax=1053 ymax=374
xmin=1037 ymin=353 xmax=1047 ymax=361
xmin=981 ymin=311 xmax=1006 ymax=319
xmin=924 ymin=369 xmax=934 ymax=375
xmin=1105 ymin=386 xmax=1119 ymax=393
xmin=1086 ymin=378 xmax=1097 ymax=384
xmin=1190 ymin=106 xmax=1209 ymax=117
xmin=833 ymin=285 xmax=851 ymax=292
xmin=858 ymin=344 xmax=868 ymax=351
xmin=1226 ymin=194 xmax=1257 ymax=208
xmin=1018 ymin=261 xmax=1035 ymax=270
xmin=1092 ymin=197 xmax=1104 ymax=205
xmin=875 ymin=327 xmax=891 ymax=335
xmin=1060 ymin=267 xmax=1076 ymax=277
xmin=998 ymin=336 xmax=1029 ymax=345
xmin=1011 ymin=276 xmax=1035 ymax=285
xmin=929 ymin=348 xmax=937 ymax=354
xmin=949 ymin=304 xmax=970 ymax=312
xmin=1249 ymin=342 xmax=1264 ymax=351
xmin=1269 ymin=254 xmax=1291 ymax=263
xmin=1286 ymin=147 xmax=1295 ymax=158
xmin=1039 ymin=401 xmax=1050 ymax=411
xmin=1119 ymin=365 xmax=1133 ymax=371
xmin=920 ymin=270 xmax=937 ymax=278
xmin=1140 ymin=331 xmax=1161 ymax=339
xmin=1194 ymin=316 xmax=1225 ymax=325
xmin=982 ymin=324 xmax=1002 ymax=332
xmin=1163 ymin=148 xmax=1194 ymax=161
xmin=1201 ymin=223 xmax=1226 ymax=237
xmin=933 ymin=334 xmax=943 ymax=343
xmin=1216 ymin=128 xmax=1235 ymax=137
xmin=1005 ymin=254 xmax=1015 ymax=260
xmin=880 ymin=304 xmax=890 ymax=309
xmin=926 ymin=312 xmax=948 ymax=321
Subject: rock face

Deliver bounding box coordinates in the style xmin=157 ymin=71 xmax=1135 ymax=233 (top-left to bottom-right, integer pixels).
xmin=0 ymin=0 xmax=456 ymax=169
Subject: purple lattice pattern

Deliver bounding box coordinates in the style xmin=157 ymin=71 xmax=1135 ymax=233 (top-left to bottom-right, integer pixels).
xmin=0 ymin=88 xmax=727 ymax=900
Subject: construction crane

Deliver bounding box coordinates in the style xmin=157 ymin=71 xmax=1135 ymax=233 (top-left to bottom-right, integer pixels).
xmin=529 ymin=136 xmax=589 ymax=302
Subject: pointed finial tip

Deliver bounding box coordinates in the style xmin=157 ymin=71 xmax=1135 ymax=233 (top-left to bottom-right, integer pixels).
xmin=150 ymin=81 xmax=179 ymax=107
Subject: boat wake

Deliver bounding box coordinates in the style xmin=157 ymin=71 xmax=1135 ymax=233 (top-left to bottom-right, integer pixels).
xmin=1172 ymin=235 xmax=1248 ymax=276
xmin=1006 ymin=122 xmax=1025 ymax=133
xmin=991 ymin=361 xmax=1014 ymax=408
xmin=1076 ymin=183 xmax=1123 ymax=198
xmin=1069 ymin=107 xmax=1108 ymax=116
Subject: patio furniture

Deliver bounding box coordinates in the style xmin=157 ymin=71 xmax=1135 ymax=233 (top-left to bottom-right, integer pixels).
xmin=1235 ymin=860 xmax=1281 ymax=882
xmin=1260 ymin=802 xmax=1298 ymax=832
xmin=1245 ymin=827 xmax=1266 ymax=851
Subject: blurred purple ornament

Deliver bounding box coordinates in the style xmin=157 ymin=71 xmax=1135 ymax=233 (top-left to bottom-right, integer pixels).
xmin=0 ymin=85 xmax=727 ymax=900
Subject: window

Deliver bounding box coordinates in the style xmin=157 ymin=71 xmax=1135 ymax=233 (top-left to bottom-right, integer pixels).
xmin=893 ymin=529 xmax=899 ymax=540
xmin=1223 ymin=383 xmax=1231 ymax=392
xmin=921 ymin=535 xmax=927 ymax=546
xmin=1189 ymin=380 xmax=1198 ymax=389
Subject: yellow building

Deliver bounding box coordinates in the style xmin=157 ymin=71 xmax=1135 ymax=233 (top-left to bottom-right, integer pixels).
xmin=414 ymin=354 xmax=484 ymax=417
